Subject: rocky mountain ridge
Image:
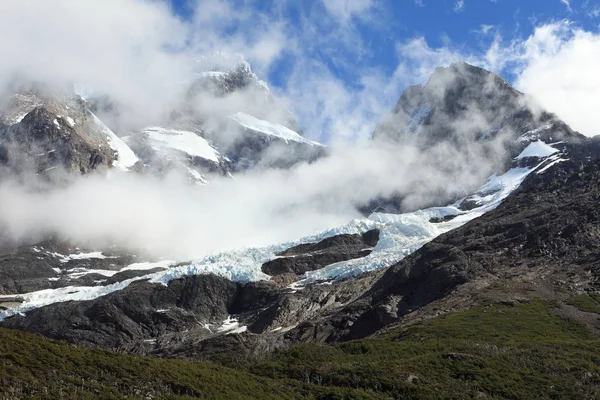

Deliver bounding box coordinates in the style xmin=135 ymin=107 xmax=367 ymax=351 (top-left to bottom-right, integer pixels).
xmin=0 ymin=59 xmax=323 ymax=185
xmin=1 ymin=61 xmax=599 ymax=372
xmin=0 ymin=89 xmax=125 ymax=181
xmin=362 ymin=61 xmax=585 ymax=215
xmin=373 ymin=62 xmax=581 ymax=147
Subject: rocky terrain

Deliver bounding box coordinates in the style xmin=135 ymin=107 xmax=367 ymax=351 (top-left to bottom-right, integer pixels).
xmin=122 ymin=59 xmax=326 ymax=177
xmin=0 ymin=89 xmax=126 ymax=181
xmin=373 ymin=62 xmax=579 ymax=148
xmin=4 ymin=138 xmax=600 ymax=360
xmin=1 ymin=61 xmax=600 ymax=398
xmin=364 ymin=61 xmax=584 ymax=215
xmin=0 ymin=59 xmax=323 ymax=187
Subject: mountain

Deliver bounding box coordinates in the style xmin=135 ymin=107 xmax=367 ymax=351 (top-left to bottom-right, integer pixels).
xmin=361 ymin=61 xmax=585 ymax=215
xmin=0 ymin=86 xmax=141 ymax=181
xmin=0 ymin=58 xmax=323 ymax=186
xmin=124 ymin=57 xmax=325 ymax=178
xmin=2 ymin=62 xmax=600 ymax=398
xmin=0 ymin=138 xmax=589 ymax=354
xmin=373 ymin=62 xmax=581 ymax=147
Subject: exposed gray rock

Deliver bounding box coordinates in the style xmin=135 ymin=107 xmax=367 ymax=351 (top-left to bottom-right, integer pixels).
xmin=0 ymin=106 xmax=115 ymax=178
xmin=361 ymin=62 xmax=584 ymax=215
xmin=0 ymin=240 xmax=141 ymax=294
xmin=373 ymin=62 xmax=581 ymax=148
xmin=262 ymin=229 xmax=380 ymax=276
xmin=3 ymin=62 xmax=600 ymax=366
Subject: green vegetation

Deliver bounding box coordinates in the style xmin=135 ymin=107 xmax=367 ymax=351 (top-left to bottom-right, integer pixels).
xmin=250 ymin=301 xmax=600 ymax=399
xmin=0 ymin=329 xmax=365 ymax=399
xmin=2 ymin=300 xmax=599 ymax=399
xmin=567 ymin=293 xmax=600 ymax=314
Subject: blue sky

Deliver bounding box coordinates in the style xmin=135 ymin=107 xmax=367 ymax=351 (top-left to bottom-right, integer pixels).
xmin=171 ymin=0 xmax=597 ymax=85
xmin=163 ymin=0 xmax=600 ymax=141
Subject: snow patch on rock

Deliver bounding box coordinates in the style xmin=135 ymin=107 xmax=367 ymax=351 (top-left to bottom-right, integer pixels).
xmin=517 ymin=140 xmax=558 ymax=159
xmin=229 ymin=112 xmax=321 ymax=146
xmin=140 ymin=127 xmax=220 ymax=162
xmin=92 ymin=113 xmax=139 ymax=170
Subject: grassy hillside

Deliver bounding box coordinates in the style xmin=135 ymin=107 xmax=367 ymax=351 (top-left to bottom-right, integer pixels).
xmin=251 ymin=300 xmax=600 ymax=399
xmin=2 ymin=300 xmax=599 ymax=399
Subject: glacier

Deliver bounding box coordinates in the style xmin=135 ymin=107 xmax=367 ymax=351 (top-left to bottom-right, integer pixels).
xmin=0 ymin=142 xmax=560 ymax=321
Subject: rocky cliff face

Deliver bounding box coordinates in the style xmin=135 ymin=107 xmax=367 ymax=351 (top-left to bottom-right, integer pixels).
xmin=0 ymin=90 xmax=125 ymax=180
xmin=187 ymin=62 xmax=302 ymax=133
xmin=0 ymin=58 xmax=322 ymax=186
xmin=0 ymin=240 xmax=143 ymax=296
xmin=87 ymin=59 xmax=324 ymax=179
xmin=361 ymin=62 xmax=584 ymax=215
xmin=165 ymin=60 xmax=324 ymax=172
xmin=373 ymin=62 xmax=581 ymax=148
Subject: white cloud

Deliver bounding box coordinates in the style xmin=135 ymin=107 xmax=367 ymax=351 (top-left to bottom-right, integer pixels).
xmin=3 ymin=0 xmax=598 ymax=260
xmin=0 ymin=0 xmax=296 ymax=132
xmin=321 ymin=0 xmax=375 ymax=24
xmin=394 ymin=20 xmax=600 ymax=137
xmin=479 ymin=24 xmax=495 ymax=35
xmin=560 ymin=0 xmax=572 ymax=12
xmin=586 ymin=4 xmax=600 ymax=18
xmin=0 ymin=0 xmax=503 ymax=258
xmin=0 ymin=0 xmax=193 ymax=129
xmin=514 ymin=22 xmax=600 ymax=136
xmin=454 ymin=0 xmax=465 ymax=13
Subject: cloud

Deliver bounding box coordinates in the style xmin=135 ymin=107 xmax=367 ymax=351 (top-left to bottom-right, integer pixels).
xmin=0 ymin=0 xmax=399 ymax=145
xmin=2 ymin=0 xmax=600 ymax=260
xmin=513 ymin=22 xmax=600 ymax=136
xmin=479 ymin=24 xmax=495 ymax=35
xmin=0 ymin=130 xmax=505 ymax=259
xmin=0 ymin=0 xmax=194 ymax=130
xmin=454 ymin=0 xmax=465 ymax=13
xmin=560 ymin=0 xmax=572 ymax=12
xmin=394 ymin=37 xmax=466 ymax=83
xmin=321 ymin=0 xmax=375 ymax=24
xmin=190 ymin=0 xmax=292 ymax=77
xmin=583 ymin=1 xmax=600 ymax=18
xmin=0 ymin=0 xmax=295 ymax=132
xmin=389 ymin=20 xmax=600 ymax=137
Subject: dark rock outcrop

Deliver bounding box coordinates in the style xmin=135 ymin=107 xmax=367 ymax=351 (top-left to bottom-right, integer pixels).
xmin=0 ymin=240 xmax=140 ymax=295
xmin=0 ymin=106 xmax=116 ymax=178
xmin=262 ymin=229 xmax=380 ymax=276
xmin=0 ymin=268 xmax=381 ymax=357
xmin=1 ymin=274 xmax=238 ymax=351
